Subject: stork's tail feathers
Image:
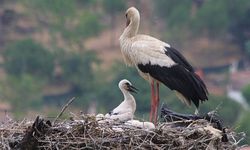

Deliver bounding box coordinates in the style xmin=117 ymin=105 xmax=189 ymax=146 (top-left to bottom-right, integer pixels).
xmin=173 ymin=69 xmax=209 ymax=108
xmin=188 ymin=72 xmax=209 ymax=108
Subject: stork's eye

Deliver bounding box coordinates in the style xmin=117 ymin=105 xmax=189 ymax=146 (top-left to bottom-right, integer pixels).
xmin=125 ymin=82 xmax=130 ymax=86
xmin=125 ymin=13 xmax=128 ymax=18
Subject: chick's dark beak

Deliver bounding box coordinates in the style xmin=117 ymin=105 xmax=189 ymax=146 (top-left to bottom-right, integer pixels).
xmin=127 ymin=84 xmax=138 ymax=93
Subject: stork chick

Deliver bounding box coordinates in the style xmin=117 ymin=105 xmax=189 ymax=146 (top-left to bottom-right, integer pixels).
xmin=105 ymin=79 xmax=138 ymax=122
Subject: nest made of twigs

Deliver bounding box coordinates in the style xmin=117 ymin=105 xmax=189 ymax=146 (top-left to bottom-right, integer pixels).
xmin=0 ymin=114 xmax=245 ymax=150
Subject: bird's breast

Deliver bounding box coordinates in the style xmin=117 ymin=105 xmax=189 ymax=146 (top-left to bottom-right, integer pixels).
xmin=120 ymin=38 xmax=134 ymax=66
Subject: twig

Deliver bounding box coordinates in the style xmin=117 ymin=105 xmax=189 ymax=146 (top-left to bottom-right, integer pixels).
xmin=53 ymin=97 xmax=76 ymax=125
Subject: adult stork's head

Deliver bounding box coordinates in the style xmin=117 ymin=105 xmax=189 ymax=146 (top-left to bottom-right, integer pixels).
xmin=125 ymin=7 xmax=140 ymax=27
xmin=119 ymin=79 xmax=138 ymax=93
xmin=121 ymin=7 xmax=140 ymax=38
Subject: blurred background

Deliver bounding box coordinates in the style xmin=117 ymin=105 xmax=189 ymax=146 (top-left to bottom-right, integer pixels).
xmin=0 ymin=0 xmax=249 ymax=145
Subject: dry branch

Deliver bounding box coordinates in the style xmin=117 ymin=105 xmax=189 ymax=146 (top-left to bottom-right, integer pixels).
xmin=53 ymin=97 xmax=76 ymax=125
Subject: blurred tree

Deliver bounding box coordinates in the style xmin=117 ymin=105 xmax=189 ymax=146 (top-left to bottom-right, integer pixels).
xmin=192 ymin=0 xmax=229 ymax=35
xmin=245 ymin=40 xmax=250 ymax=58
xmin=242 ymin=84 xmax=250 ymax=104
xmin=0 ymin=74 xmax=44 ymax=118
xmin=236 ymin=110 xmax=250 ymax=145
xmin=59 ymin=11 xmax=102 ymax=50
xmin=155 ymin=0 xmax=192 ymax=30
xmin=61 ymin=12 xmax=102 ymax=44
xmin=59 ymin=51 xmax=100 ymax=106
xmin=25 ymin=0 xmax=76 ymax=23
xmin=230 ymin=8 xmax=250 ymax=54
xmin=1 ymin=9 xmax=16 ymax=26
xmin=23 ymin=0 xmax=102 ymax=50
xmin=103 ymin=0 xmax=126 ymax=15
xmin=155 ymin=0 xmax=250 ymax=38
xmin=103 ymin=0 xmax=126 ymax=46
xmin=76 ymin=0 xmax=97 ymax=7
xmin=74 ymin=13 xmax=102 ymax=39
xmin=3 ymin=39 xmax=54 ymax=80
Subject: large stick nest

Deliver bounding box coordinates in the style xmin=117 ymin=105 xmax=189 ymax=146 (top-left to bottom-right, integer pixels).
xmin=0 ymin=112 xmax=245 ymax=150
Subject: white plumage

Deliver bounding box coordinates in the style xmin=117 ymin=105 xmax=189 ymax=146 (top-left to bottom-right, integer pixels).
xmin=104 ymin=79 xmax=138 ymax=122
xmin=123 ymin=37 xmax=173 ymax=68
xmin=125 ymin=119 xmax=155 ymax=130
xmin=119 ymin=7 xmax=208 ymax=123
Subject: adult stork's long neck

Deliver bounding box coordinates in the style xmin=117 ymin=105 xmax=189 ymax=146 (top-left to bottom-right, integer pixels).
xmin=120 ymin=11 xmax=140 ymax=39
xmin=120 ymin=9 xmax=140 ymax=66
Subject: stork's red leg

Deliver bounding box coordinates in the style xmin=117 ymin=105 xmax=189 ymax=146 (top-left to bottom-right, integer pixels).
xmin=154 ymin=82 xmax=160 ymax=124
xmin=149 ymin=80 xmax=155 ymax=122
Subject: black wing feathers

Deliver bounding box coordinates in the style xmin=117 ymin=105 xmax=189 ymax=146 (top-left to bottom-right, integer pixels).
xmin=165 ymin=47 xmax=194 ymax=72
xmin=138 ymin=63 xmax=208 ymax=108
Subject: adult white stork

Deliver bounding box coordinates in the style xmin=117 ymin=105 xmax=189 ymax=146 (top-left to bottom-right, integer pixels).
xmin=105 ymin=79 xmax=138 ymax=122
xmin=119 ymin=7 xmax=208 ymax=123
